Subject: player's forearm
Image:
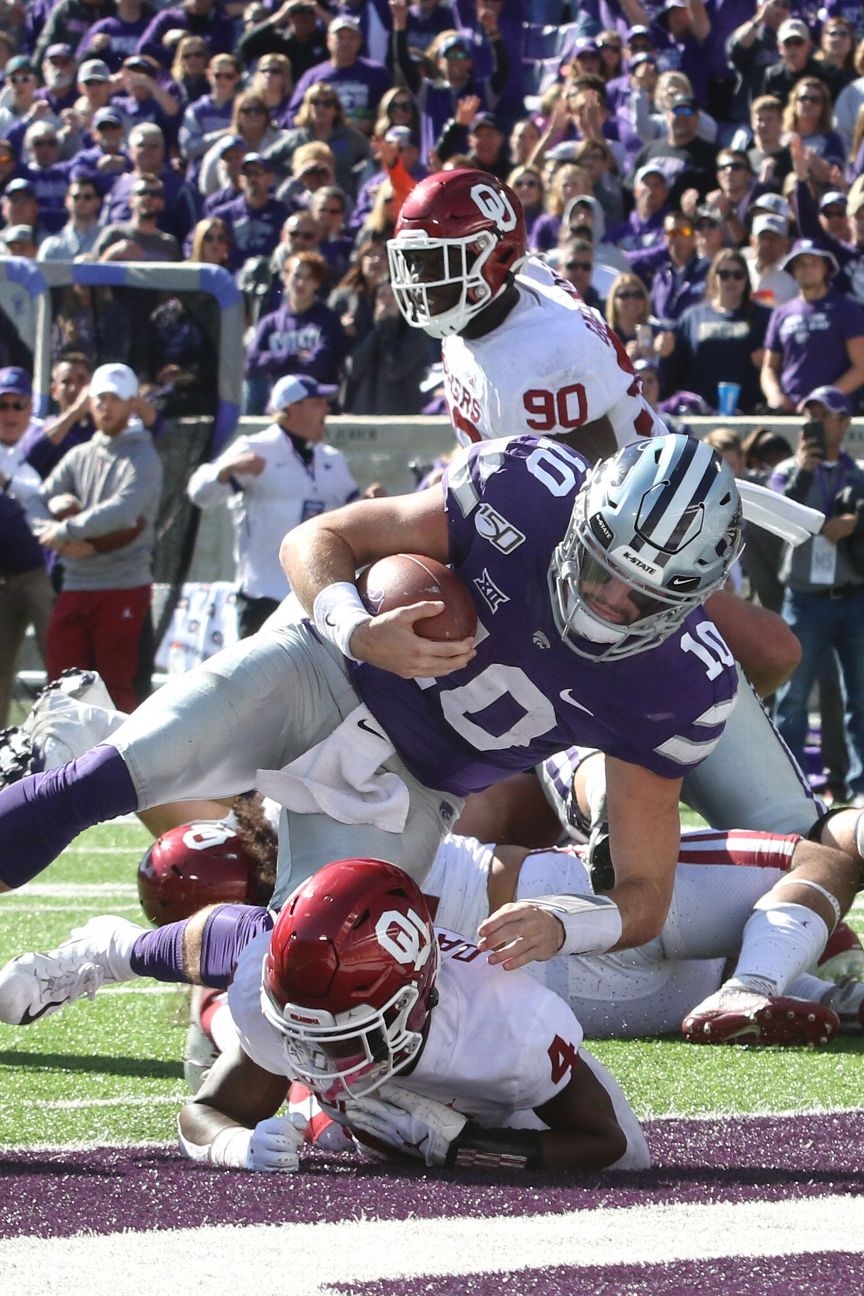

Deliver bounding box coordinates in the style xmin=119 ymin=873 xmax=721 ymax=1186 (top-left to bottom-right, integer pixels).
xmin=280 ymin=512 xmax=362 ymax=614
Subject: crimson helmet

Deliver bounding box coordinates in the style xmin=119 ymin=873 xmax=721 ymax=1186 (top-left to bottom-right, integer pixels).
xmin=387 ymin=168 xmax=527 ymax=338
xmin=261 ymin=858 xmax=439 ymax=1101
xmin=137 ymin=821 xmax=262 ymax=925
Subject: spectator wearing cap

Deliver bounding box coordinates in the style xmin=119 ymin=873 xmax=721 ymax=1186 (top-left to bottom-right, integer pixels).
xmin=762 ymin=240 xmax=864 ymax=411
xmin=200 ymin=134 xmax=246 ymax=214
xmin=631 ymin=69 xmax=719 ymax=152
xmin=211 ymin=153 xmax=286 ymax=269
xmin=187 ymin=371 xmax=361 ymax=635
xmin=1 ymin=225 xmax=37 ymax=258
xmin=58 ymin=59 xmax=117 ymax=159
xmin=793 ymin=167 xmax=864 ymax=304
xmin=245 ymin=250 xmax=346 ymax=415
xmin=198 ymin=89 xmax=285 ymax=197
xmin=668 ymin=246 xmax=772 ymax=414
xmin=68 ymin=106 xmax=132 ymax=199
xmin=691 ymin=202 xmax=726 ymax=261
xmin=26 ymin=362 xmax=163 ymax=710
xmin=763 ymin=18 xmax=823 ymax=102
xmin=33 ymin=44 xmax=80 ymax=117
xmin=436 ymin=107 xmax=511 ymax=180
xmin=289 ymin=16 xmax=392 ymax=138
xmin=94 ymin=173 xmax=182 ymax=261
xmin=769 ymin=385 xmax=864 ymax=806
xmin=76 ymin=2 xmax=158 ymax=76
xmin=607 ymin=50 xmax=658 ymax=165
xmin=268 ymin=82 xmax=370 ymax=203
xmin=238 ymin=1 xmax=328 ymax=84
xmin=743 ymin=211 xmax=796 ymax=307
xmin=137 ymin=0 xmax=236 ymax=72
xmin=101 ymin=123 xmax=197 ymax=242
xmin=36 ymin=177 xmax=102 ymax=261
xmin=628 ymin=91 xmax=718 ymax=206
xmin=111 ymin=54 xmax=181 ymax=144
xmin=0 ymin=366 xmax=54 ymax=726
xmin=390 ymin=8 xmax=508 ymax=165
xmin=1 ymin=178 xmax=50 ymax=248
xmin=34 ymin=3 xmax=114 ymax=73
xmin=0 ymin=57 xmax=40 ymax=145
xmin=177 ymin=52 xmax=241 ymax=184
xmin=727 ymin=1 xmax=793 ymax=122
xmin=20 ymin=120 xmax=75 ymax=234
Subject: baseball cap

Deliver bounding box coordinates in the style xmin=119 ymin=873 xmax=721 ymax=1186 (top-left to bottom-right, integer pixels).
xmin=440 ymin=33 xmax=471 ymax=56
xmin=328 ymin=16 xmax=361 ymax=32
xmin=1 ymin=224 xmax=35 ymax=245
xmin=633 ymin=357 xmax=659 ymax=374
xmin=695 ymin=204 xmax=724 ymax=226
xmin=781 ymin=237 xmax=839 ymax=275
xmin=752 ymin=213 xmax=788 ymax=237
xmin=90 ymin=363 xmax=138 ymax=400
xmin=0 ymin=366 xmax=32 ymax=396
xmin=215 ymin=133 xmax=247 ymax=157
xmin=634 ymin=161 xmax=668 ymax=186
xmin=778 ymin=18 xmax=810 ymax=42
xmin=802 ymin=385 xmax=851 ymax=416
xmin=5 ymin=55 xmax=34 ymax=76
xmin=570 ymin=38 xmax=600 ymax=57
xmin=819 ymin=190 xmax=848 ymax=211
xmin=124 ymin=55 xmax=155 ymax=73
xmin=630 ymin=52 xmax=658 ymax=69
xmin=751 ymin=192 xmax=791 ymax=220
xmin=241 ymin=152 xmax=275 ymax=172
xmin=270 ymin=374 xmax=337 ymax=411
xmin=5 ymin=178 xmax=35 ymax=196
xmin=79 ymin=59 xmax=111 ymax=82
xmin=545 ymin=141 xmax=582 ymax=163
xmin=471 ymin=111 xmax=502 ymax=131
xmin=669 ymin=93 xmax=697 ymax=112
xmin=627 ymin=24 xmax=653 ymax=40
xmin=384 ymin=125 xmax=418 ymax=148
xmin=45 ymin=43 xmax=74 ymax=61
xmin=93 ymin=106 xmax=123 ymax=128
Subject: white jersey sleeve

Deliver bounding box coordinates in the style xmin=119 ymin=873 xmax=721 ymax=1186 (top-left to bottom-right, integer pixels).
xmin=441 ymin=261 xmax=665 ymax=450
xmin=227 ymin=931 xmax=290 ymax=1077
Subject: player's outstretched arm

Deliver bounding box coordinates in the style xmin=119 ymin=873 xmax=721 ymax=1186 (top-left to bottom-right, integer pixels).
xmin=177 ymin=1040 xmax=298 ymax=1172
xmin=280 ymin=486 xmax=475 ymax=678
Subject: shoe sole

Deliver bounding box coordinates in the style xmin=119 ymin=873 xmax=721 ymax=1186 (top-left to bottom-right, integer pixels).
xmin=682 ymin=996 xmax=839 ymax=1047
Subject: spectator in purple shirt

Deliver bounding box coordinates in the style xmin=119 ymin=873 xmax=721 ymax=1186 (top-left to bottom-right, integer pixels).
xmin=177 ymin=52 xmax=241 ymax=182
xmin=34 ymin=2 xmax=114 ymax=72
xmin=69 ymin=105 xmax=132 ymax=199
xmin=109 ymin=54 xmax=181 ymax=145
xmin=244 ymin=248 xmax=346 ymax=413
xmin=761 ymin=239 xmax=864 ymax=411
xmin=20 ymin=120 xmax=74 ymax=233
xmin=33 ymin=44 xmax=80 ymax=116
xmin=289 ymin=16 xmax=393 ymax=137
xmin=101 ymin=122 xmax=199 ymax=244
xmin=634 ymin=208 xmax=710 ymax=321
xmin=610 ymin=160 xmax=670 ymax=254
xmin=137 ymin=0 xmax=237 ymax=72
xmin=77 ymin=0 xmax=157 ymax=74
xmin=211 ymin=153 xmax=287 ymax=269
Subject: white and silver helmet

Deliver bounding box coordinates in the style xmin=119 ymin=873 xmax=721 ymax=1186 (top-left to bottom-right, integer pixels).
xmin=550 ymin=434 xmax=744 ymax=660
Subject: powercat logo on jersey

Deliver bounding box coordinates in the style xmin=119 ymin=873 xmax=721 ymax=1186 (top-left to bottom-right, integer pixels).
xmin=471 ymin=182 xmax=518 ymax=231
xmin=376 ymin=908 xmax=432 ymax=971
xmin=475 ymin=503 xmax=525 ymax=553
xmin=473 ymin=568 xmax=510 ymax=614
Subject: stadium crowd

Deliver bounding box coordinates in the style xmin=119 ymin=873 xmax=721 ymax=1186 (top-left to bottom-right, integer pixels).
xmin=3 ymin=0 xmax=864 ymax=417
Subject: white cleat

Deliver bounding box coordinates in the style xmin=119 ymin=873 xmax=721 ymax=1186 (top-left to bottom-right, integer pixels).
xmin=23 ymin=669 xmax=126 ymax=770
xmin=0 ymin=916 xmax=142 ymax=1026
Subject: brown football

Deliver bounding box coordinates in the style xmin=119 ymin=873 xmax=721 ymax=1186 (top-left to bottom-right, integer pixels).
xmin=358 ymin=553 xmax=477 ymax=642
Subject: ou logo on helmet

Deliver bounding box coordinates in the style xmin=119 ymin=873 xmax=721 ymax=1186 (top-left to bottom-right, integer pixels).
xmin=471 ymin=182 xmax=517 ymax=232
xmin=181 ymin=823 xmax=236 ymax=851
xmin=376 ymin=908 xmax=432 ymax=970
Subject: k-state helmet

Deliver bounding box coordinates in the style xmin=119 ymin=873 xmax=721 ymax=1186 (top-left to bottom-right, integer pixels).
xmin=550 ymin=433 xmax=744 ymax=660
xmin=261 ymin=858 xmax=439 ymax=1101
xmin=387 ymin=168 xmax=526 ymax=338
xmin=137 ymin=821 xmax=262 ymax=925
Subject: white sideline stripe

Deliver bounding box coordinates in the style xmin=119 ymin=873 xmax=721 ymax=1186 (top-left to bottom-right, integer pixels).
xmin=0 ymin=904 xmax=146 ymax=915
xmin=9 ymin=884 xmax=140 ymax=897
xmin=17 ymin=1094 xmax=186 ymax=1112
xmin=1 ymin=1195 xmax=863 ymax=1296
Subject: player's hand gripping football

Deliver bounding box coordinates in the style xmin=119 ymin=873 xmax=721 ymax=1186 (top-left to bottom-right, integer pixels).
xmin=349 ymin=606 xmax=476 ymax=679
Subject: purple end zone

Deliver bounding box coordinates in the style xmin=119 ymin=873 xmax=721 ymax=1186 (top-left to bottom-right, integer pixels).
xmin=331 ymin=1252 xmax=864 ymax=1296
xmin=1 ymin=1112 xmax=864 ymax=1241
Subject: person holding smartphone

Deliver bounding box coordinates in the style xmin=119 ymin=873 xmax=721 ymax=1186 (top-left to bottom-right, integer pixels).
xmin=769 ymin=386 xmax=864 ymax=806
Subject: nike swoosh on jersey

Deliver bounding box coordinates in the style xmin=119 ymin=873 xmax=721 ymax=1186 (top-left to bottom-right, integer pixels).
xmin=558 ymin=689 xmax=594 ymax=715
xmin=19 ymin=1001 xmax=63 ymax=1025
xmin=358 ymin=717 xmax=386 ymax=741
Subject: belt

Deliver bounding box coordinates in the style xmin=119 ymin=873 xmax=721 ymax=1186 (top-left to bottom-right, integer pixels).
xmin=805 ymin=583 xmax=863 ymax=600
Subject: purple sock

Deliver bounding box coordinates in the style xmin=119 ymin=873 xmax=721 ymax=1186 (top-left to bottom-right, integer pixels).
xmin=130 ymin=921 xmax=190 ymax=983
xmin=0 ymin=746 xmax=138 ymax=889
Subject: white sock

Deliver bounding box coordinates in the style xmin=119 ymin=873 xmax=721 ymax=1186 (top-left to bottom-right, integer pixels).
xmin=733 ymin=902 xmax=829 ymax=996
xmin=855 ymin=811 xmax=864 ymax=860
xmin=786 ymin=972 xmax=836 ymax=1003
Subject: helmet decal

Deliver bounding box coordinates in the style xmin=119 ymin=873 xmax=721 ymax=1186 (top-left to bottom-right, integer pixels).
xmin=470 ymin=181 xmax=518 ymax=231
xmin=376 ymin=907 xmax=433 ymax=970
xmin=181 ymin=822 xmax=237 ymax=851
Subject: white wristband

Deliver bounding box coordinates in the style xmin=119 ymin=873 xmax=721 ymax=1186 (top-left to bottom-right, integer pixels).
xmin=530 ymin=894 xmax=623 ymax=956
xmin=208 ymin=1125 xmax=254 ymax=1168
xmin=313 ymin=581 xmax=372 ymax=660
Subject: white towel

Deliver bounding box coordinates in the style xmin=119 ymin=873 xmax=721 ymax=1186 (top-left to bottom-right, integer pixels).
xmin=256 ymin=705 xmax=410 ymax=833
xmin=737 ymin=479 xmax=825 ymax=546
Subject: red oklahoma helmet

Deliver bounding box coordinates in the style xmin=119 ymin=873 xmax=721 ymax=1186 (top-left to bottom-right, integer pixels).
xmin=137 ymin=821 xmax=261 ymax=925
xmin=261 ymin=858 xmax=439 ymax=1100
xmin=387 ymin=168 xmax=527 ymax=338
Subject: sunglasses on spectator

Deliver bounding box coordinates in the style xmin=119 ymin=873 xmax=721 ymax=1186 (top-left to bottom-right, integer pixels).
xmin=135 ymin=186 xmax=164 ymax=197
xmin=0 ymin=154 xmax=13 ymax=164
xmin=796 ymin=93 xmax=823 ymax=103
xmin=615 ymin=289 xmax=645 ymax=299
xmin=514 ymin=178 xmax=540 ymax=188
xmin=312 ymin=98 xmax=338 ymax=107
xmin=565 ymin=260 xmax=592 ymax=271
xmin=34 ymin=137 xmax=59 ymax=146
xmin=390 ymin=100 xmax=413 ymax=110
xmin=671 ymin=105 xmax=696 ymax=117
xmin=240 ymin=105 xmax=267 ymax=114
xmin=0 ymin=399 xmax=28 ymax=411
xmin=302 ymin=164 xmax=329 ymax=176
xmin=716 ymin=268 xmax=746 ymax=280
xmin=183 ymin=50 xmax=208 ymax=58
xmin=666 ymin=224 xmax=693 ymax=237
xmin=719 ymin=161 xmax=748 ymax=171
xmin=288 ymin=228 xmax=317 ymax=239
xmin=599 ymin=40 xmax=622 ymax=50
xmin=783 ymin=36 xmax=806 ymax=46
xmin=322 ymin=206 xmax=344 ymax=214
xmin=825 ymin=27 xmax=851 ymax=36
xmin=823 ymin=206 xmax=847 ymax=217
xmin=213 ymin=71 xmax=238 ymax=80
xmin=203 ymin=230 xmax=229 ymax=242
xmin=11 ymin=73 xmax=36 ymax=84
xmin=70 ymin=191 xmax=98 ymax=200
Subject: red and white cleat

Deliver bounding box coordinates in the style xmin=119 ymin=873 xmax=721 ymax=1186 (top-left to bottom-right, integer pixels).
xmin=682 ymin=986 xmax=839 ymax=1047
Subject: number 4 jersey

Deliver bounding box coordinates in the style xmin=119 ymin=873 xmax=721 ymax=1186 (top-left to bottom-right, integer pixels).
xmin=348 ymin=436 xmax=738 ymax=796
xmin=441 ymin=261 xmax=665 ymax=448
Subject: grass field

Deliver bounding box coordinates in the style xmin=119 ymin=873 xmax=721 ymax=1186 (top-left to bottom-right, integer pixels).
xmin=2 ymin=815 xmax=864 ymax=1150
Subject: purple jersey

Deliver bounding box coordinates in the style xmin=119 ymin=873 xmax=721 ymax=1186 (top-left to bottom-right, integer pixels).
xmin=349 ymin=437 xmax=738 ymax=796
xmin=763 ymin=290 xmax=864 ymax=405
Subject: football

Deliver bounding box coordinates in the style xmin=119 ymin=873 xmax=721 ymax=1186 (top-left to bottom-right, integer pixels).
xmin=358 ymin=554 xmax=477 ymax=642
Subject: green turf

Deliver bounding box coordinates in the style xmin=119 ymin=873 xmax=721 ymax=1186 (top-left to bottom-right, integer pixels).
xmin=1 ymin=819 xmax=862 ymax=1147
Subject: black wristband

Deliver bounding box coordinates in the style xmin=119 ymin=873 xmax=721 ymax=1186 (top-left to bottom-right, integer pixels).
xmin=445 ymin=1121 xmax=543 ymax=1171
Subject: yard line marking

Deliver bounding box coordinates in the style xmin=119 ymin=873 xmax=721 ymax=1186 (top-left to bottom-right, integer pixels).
xmin=12 ymin=1094 xmax=186 ymax=1111
xmin=10 ymin=884 xmax=140 ymax=897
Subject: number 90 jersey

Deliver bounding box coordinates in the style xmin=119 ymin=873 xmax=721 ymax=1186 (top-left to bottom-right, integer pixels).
xmin=441 ymin=261 xmax=664 ymax=448
xmin=347 ymin=437 xmax=738 ymax=797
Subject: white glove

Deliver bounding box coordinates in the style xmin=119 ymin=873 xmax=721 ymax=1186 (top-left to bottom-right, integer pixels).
xmin=207 ymin=1113 xmax=307 ymax=1172
xmin=345 ymin=1089 xmax=467 ymax=1166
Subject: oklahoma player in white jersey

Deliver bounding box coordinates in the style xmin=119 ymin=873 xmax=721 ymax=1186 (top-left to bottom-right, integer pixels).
xmin=388 ymin=168 xmax=662 ymax=459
